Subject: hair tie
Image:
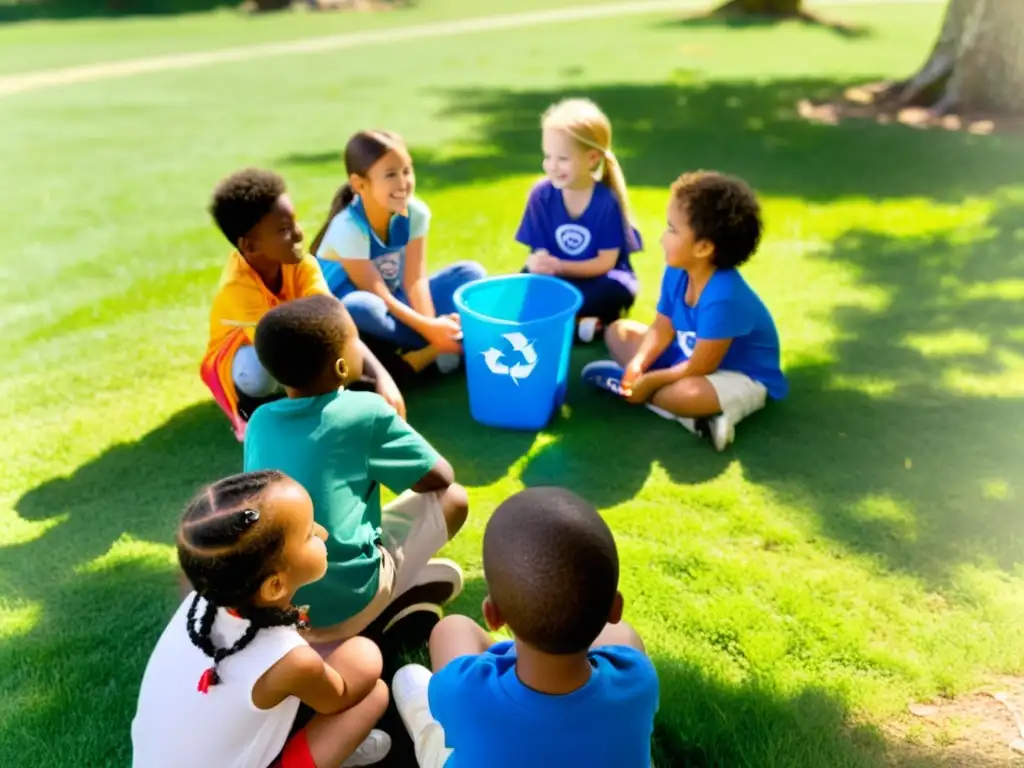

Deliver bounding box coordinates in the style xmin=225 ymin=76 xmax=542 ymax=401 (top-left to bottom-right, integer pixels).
xmin=242 ymin=509 xmax=260 ymax=525
xmin=604 ymin=149 xmax=617 ymax=164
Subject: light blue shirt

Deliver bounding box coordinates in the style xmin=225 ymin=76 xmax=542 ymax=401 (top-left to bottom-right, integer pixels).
xmin=315 ymin=195 xmax=431 ymax=297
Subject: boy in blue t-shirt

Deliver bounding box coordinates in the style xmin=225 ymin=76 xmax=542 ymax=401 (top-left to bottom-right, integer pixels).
xmin=583 ymin=171 xmax=787 ymax=452
xmin=391 ymin=486 xmax=660 ymax=768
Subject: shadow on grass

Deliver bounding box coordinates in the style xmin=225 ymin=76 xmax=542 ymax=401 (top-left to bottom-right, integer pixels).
xmin=655 ymin=6 xmax=872 ymax=39
xmin=0 ymin=0 xmax=237 ymax=22
xmin=740 ymin=199 xmax=1024 ymax=585
xmin=284 ymin=79 xmax=1024 ymax=202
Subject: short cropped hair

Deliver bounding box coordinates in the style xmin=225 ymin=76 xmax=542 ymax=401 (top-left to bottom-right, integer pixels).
xmin=483 ymin=487 xmax=619 ymax=655
xmin=209 ymin=168 xmax=287 ymax=247
xmin=254 ymin=295 xmax=350 ymax=390
xmin=671 ymin=171 xmax=762 ymax=269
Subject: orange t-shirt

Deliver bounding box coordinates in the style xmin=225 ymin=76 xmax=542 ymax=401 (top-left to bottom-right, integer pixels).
xmin=200 ymin=253 xmax=331 ymax=420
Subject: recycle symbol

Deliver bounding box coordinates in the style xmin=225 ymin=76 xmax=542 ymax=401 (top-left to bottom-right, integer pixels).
xmin=482 ymin=332 xmax=538 ymax=385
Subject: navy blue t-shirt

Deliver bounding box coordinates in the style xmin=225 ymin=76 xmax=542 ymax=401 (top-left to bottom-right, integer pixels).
xmin=655 ymin=266 xmax=788 ymax=399
xmin=428 ymin=641 xmax=660 ymax=767
xmin=515 ymin=179 xmax=640 ymax=292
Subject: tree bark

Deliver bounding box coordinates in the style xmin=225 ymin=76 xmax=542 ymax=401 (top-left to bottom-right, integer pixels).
xmin=736 ymin=0 xmax=802 ymax=12
xmin=891 ymin=0 xmax=1024 ymax=115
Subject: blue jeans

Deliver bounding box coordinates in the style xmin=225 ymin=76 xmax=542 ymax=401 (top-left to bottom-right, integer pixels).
xmin=340 ymin=261 xmax=487 ymax=351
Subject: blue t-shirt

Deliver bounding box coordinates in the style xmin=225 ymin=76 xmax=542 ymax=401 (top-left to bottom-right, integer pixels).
xmin=515 ymin=179 xmax=640 ymax=280
xmin=656 ymin=267 xmax=788 ymax=400
xmin=315 ymin=195 xmax=431 ymax=297
xmin=428 ymin=641 xmax=659 ymax=767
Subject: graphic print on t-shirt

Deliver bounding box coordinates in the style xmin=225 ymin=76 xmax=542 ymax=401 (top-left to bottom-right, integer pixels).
xmin=555 ymin=223 xmax=592 ymax=257
xmin=676 ymin=331 xmax=697 ymax=358
xmin=376 ymin=252 xmax=402 ymax=288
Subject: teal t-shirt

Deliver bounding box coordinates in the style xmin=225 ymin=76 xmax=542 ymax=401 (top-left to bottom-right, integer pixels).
xmin=242 ymin=390 xmax=440 ymax=627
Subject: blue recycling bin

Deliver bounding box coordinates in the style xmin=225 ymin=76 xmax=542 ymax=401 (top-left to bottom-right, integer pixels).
xmin=454 ymin=274 xmax=583 ymax=430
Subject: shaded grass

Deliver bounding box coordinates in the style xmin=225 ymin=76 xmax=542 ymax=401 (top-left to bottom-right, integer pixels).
xmin=2 ymin=3 xmax=1023 ymax=766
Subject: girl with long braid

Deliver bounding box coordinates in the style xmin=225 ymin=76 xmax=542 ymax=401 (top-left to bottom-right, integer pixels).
xmin=131 ymin=470 xmax=392 ymax=768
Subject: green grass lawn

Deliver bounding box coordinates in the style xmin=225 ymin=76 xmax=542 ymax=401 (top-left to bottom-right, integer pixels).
xmin=2 ymin=1 xmax=1024 ymax=766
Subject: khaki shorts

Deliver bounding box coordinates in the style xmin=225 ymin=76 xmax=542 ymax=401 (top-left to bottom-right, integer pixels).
xmin=707 ymin=370 xmax=768 ymax=421
xmin=301 ymin=490 xmax=449 ymax=647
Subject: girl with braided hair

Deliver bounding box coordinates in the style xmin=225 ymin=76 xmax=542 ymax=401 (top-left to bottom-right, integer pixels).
xmin=131 ymin=470 xmax=391 ymax=768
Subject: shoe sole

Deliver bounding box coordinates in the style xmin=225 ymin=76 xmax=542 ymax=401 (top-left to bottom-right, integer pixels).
xmin=401 ymin=557 xmax=463 ymax=606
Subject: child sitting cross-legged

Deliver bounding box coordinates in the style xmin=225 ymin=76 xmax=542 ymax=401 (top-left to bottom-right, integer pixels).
xmin=243 ymin=294 xmax=469 ymax=657
xmin=390 ymin=486 xmax=660 ymax=768
xmin=131 ymin=470 xmax=391 ymax=768
xmin=583 ymin=171 xmax=788 ymax=452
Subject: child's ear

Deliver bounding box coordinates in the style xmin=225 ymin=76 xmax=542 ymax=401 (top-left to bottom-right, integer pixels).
xmin=349 ymin=172 xmax=367 ymax=196
xmin=587 ymin=149 xmax=602 ymax=171
xmin=482 ymin=596 xmax=504 ymax=631
xmin=237 ymin=234 xmax=256 ymax=259
xmin=258 ymin=572 xmax=289 ymax=605
xmin=694 ymin=238 xmax=715 ymax=262
xmin=606 ymin=591 xmax=624 ymax=625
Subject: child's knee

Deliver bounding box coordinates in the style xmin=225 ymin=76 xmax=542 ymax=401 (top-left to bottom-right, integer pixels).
xmin=429 ymin=614 xmax=479 ymax=653
xmin=440 ymin=483 xmax=468 ymax=539
xmin=366 ymin=678 xmax=390 ymax=716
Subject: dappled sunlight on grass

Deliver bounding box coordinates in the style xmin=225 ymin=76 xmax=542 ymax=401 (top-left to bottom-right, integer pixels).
xmin=75 ymin=533 xmax=174 ymax=575
xmin=0 ymin=600 xmax=40 ymax=640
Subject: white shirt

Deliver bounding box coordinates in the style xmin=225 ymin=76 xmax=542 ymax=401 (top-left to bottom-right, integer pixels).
xmin=131 ymin=593 xmax=308 ymax=768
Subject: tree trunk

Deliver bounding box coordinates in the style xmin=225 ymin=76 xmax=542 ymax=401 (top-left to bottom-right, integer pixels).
xmin=735 ymin=0 xmax=801 ymax=12
xmin=892 ymin=0 xmax=1024 ymax=115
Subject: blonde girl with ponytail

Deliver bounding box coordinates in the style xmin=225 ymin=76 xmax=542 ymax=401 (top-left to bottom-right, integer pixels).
xmin=515 ymin=98 xmax=643 ymax=343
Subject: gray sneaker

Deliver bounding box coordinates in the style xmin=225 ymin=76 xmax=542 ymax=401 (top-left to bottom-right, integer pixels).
xmin=341 ymin=729 xmax=391 ymax=766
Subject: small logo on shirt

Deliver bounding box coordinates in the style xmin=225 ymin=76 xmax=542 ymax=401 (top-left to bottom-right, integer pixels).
xmin=677 ymin=331 xmax=696 ymax=358
xmin=555 ymin=224 xmax=592 ymax=257
xmin=375 ymin=252 xmax=401 ymax=283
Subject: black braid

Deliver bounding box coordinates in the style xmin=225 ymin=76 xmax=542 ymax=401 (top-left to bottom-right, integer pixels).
xmin=177 ymin=471 xmax=307 ymax=690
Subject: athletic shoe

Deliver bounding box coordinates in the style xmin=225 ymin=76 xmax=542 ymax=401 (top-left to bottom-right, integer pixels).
xmin=436 ymin=353 xmax=461 ymax=374
xmin=392 ymin=664 xmax=451 ymax=764
xmin=647 ymin=404 xmax=735 ymax=452
xmin=580 ymin=359 xmax=628 ymax=396
xmin=361 ymin=559 xmax=462 ymax=643
xmin=396 ymin=558 xmax=463 ymax=605
xmin=341 ymin=729 xmax=392 ymax=767
xmin=379 ymin=602 xmax=444 ymax=651
xmin=576 ymin=317 xmax=602 ymax=343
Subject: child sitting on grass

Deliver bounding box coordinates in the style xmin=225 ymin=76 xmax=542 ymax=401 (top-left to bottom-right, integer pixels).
xmin=311 ymin=130 xmax=486 ymax=383
xmin=583 ymin=171 xmax=788 ymax=452
xmin=516 ymin=97 xmax=643 ymax=343
xmin=200 ymin=167 xmax=404 ymax=441
xmin=243 ymin=294 xmax=469 ymax=657
xmin=132 ymin=470 xmax=391 ymax=768
xmin=391 ymin=486 xmax=659 ymax=768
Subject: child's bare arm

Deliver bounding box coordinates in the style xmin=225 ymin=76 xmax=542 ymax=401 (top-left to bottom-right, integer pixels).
xmin=410 ymin=456 xmax=454 ymax=493
xmin=253 ymin=642 xmax=379 ymax=715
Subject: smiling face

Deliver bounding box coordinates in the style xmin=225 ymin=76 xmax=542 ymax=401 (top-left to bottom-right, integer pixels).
xmin=542 ymin=127 xmax=600 ymax=191
xmin=354 ymin=146 xmax=415 ymax=216
xmin=241 ymin=194 xmax=305 ymax=266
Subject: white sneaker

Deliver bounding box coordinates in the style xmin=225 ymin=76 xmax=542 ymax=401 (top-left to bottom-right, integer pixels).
xmin=436 ymin=353 xmax=461 ymax=374
xmin=341 ymin=729 xmax=391 ymax=766
xmin=576 ymin=316 xmax=601 ymax=343
xmin=396 ymin=558 xmax=464 ymax=605
xmin=645 ymin=404 xmax=735 ymax=452
xmin=393 ymin=664 xmax=453 ymax=767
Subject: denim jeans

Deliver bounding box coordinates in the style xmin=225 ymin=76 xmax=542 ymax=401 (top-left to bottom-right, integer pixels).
xmin=340 ymin=261 xmax=487 ymax=351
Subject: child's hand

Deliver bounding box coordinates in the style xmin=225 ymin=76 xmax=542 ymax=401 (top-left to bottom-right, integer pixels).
xmin=527 ymin=249 xmax=561 ymax=276
xmin=424 ymin=315 xmax=464 ymax=354
xmin=623 ymin=373 xmax=659 ymax=404
xmin=620 ymin=357 xmax=646 ymax=395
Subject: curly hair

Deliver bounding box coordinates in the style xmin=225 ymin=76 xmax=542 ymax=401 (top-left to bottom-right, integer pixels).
xmin=254 ymin=294 xmax=351 ymax=391
xmin=209 ymin=168 xmax=287 ymax=248
xmin=671 ymin=171 xmax=762 ymax=270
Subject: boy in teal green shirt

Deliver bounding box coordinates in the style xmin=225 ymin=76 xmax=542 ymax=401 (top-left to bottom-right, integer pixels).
xmin=243 ymin=294 xmax=469 ymax=653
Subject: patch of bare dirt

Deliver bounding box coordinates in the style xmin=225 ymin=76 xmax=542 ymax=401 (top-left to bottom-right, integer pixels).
xmin=798 ymin=80 xmax=1024 ymax=136
xmin=883 ymin=676 xmax=1024 ymax=767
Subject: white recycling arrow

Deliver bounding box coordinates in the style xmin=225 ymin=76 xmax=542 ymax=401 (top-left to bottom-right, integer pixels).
xmin=481 ymin=332 xmax=540 ymax=382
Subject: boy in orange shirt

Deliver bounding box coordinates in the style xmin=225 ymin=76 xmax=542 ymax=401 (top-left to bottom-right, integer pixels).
xmin=200 ymin=168 xmax=405 ymax=440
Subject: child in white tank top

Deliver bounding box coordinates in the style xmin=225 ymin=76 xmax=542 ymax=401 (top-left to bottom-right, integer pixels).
xmin=131 ymin=470 xmax=391 ymax=768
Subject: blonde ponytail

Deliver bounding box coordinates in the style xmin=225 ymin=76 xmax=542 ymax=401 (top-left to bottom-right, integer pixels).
xmin=542 ymin=97 xmax=639 ymax=252
xmin=600 ymin=152 xmax=639 ymax=252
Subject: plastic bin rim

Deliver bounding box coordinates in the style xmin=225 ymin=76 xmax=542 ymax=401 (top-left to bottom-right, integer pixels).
xmin=453 ymin=274 xmax=584 ymax=328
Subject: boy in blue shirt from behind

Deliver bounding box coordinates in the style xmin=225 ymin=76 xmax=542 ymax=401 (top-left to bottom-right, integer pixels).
xmin=391 ymin=486 xmax=660 ymax=767
xmin=583 ymin=171 xmax=787 ymax=451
